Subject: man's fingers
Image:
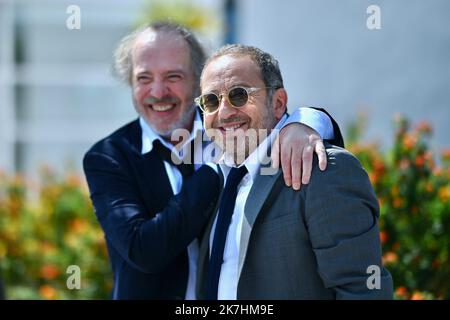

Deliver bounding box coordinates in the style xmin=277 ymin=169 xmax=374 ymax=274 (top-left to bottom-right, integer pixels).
xmin=301 ymin=145 xmax=313 ymax=185
xmin=315 ymin=141 xmax=327 ymax=171
xmin=281 ymin=144 xmax=292 ymax=187
xmin=271 ymin=134 xmax=280 ymax=169
xmin=291 ymin=146 xmax=303 ymax=191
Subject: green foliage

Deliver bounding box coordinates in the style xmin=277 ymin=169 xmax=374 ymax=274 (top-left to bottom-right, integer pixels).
xmin=347 ymin=114 xmax=450 ymax=300
xmin=0 ymin=168 xmax=112 ymax=299
xmin=135 ymin=0 xmax=217 ymax=33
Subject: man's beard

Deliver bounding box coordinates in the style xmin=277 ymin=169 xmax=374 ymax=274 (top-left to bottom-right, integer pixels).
xmin=153 ymin=105 xmax=196 ymax=139
xmin=133 ymin=94 xmax=196 ymax=140
xmin=213 ymin=105 xmax=276 ymax=165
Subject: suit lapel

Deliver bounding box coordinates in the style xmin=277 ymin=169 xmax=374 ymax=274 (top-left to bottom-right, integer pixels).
xmin=238 ymin=163 xmax=282 ymax=281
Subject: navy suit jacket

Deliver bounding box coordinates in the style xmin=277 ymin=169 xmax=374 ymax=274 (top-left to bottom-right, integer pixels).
xmin=83 ymin=119 xmax=220 ymax=299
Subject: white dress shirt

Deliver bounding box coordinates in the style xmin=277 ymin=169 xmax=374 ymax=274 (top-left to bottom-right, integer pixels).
xmin=140 ymin=107 xmax=333 ymax=300
xmin=209 ymin=115 xmax=289 ymax=300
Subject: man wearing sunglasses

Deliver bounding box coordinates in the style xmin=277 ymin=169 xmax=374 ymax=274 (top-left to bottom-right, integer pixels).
xmin=83 ymin=22 xmax=343 ymax=299
xmin=196 ymin=44 xmax=393 ymax=299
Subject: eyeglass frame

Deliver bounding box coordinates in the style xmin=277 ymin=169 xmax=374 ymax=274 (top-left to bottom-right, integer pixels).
xmin=194 ymin=86 xmax=275 ymax=113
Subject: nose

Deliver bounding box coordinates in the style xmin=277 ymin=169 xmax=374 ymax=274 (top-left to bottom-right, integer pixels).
xmin=149 ymin=78 xmax=167 ymax=99
xmin=217 ymin=95 xmax=238 ymax=120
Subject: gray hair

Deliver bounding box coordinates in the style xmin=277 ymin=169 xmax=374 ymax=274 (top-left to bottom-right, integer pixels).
xmin=202 ymin=44 xmax=284 ymax=93
xmin=112 ymin=21 xmax=206 ymax=90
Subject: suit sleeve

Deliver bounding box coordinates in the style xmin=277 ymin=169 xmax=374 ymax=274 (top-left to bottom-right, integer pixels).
xmin=304 ymin=147 xmax=393 ymax=299
xmin=83 ymin=150 xmax=220 ymax=274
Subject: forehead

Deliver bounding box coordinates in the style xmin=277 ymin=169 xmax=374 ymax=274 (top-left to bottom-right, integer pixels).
xmin=132 ymin=30 xmax=191 ymax=72
xmin=201 ymin=55 xmax=263 ymax=92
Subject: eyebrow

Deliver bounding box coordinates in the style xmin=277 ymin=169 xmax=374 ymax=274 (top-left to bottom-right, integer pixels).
xmin=135 ymin=69 xmax=187 ymax=76
xmin=204 ymin=82 xmax=253 ymax=93
xmin=230 ymin=81 xmax=252 ymax=88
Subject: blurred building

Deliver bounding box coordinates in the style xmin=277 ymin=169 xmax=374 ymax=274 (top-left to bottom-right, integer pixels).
xmin=0 ymin=0 xmax=221 ymax=176
xmin=233 ymin=0 xmax=450 ymax=152
xmin=1 ymin=0 xmax=449 ymax=176
xmin=0 ymin=0 xmax=145 ymax=176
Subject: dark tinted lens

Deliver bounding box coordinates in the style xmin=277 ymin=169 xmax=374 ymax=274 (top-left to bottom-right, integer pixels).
xmin=202 ymin=94 xmax=219 ymax=112
xmin=228 ymin=87 xmax=248 ymax=107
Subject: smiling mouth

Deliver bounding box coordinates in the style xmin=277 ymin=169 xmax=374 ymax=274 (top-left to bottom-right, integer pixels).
xmin=219 ymin=121 xmax=248 ymax=132
xmin=149 ymin=104 xmax=176 ymax=112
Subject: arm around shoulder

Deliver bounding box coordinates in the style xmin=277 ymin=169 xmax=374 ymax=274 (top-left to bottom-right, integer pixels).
xmin=83 ymin=148 xmax=220 ymax=274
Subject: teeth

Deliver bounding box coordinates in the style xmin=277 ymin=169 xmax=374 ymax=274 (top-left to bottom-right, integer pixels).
xmin=152 ymin=105 xmax=174 ymax=112
xmin=224 ymin=123 xmax=243 ymax=131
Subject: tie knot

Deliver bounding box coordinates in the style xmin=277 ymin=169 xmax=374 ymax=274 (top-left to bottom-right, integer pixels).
xmin=225 ymin=166 xmax=248 ymax=188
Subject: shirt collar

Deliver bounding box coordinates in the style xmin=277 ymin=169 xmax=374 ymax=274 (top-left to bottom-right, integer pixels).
xmin=218 ymin=114 xmax=288 ymax=181
xmin=140 ymin=108 xmax=203 ymax=157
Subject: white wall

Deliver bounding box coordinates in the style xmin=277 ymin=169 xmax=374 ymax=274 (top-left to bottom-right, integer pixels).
xmin=236 ymin=0 xmax=450 ymax=150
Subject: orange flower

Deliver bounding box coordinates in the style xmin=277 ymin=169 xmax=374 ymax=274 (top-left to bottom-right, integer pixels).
xmin=373 ymin=159 xmax=385 ymax=173
xmin=40 ymin=264 xmax=60 ymax=280
xmin=382 ymin=251 xmax=398 ymax=264
xmin=415 ymin=155 xmax=426 ymax=167
xmin=41 ymin=242 xmax=57 ymax=255
xmin=403 ymin=134 xmax=417 ymax=150
xmin=39 ymin=285 xmax=58 ymax=300
xmin=425 ymin=183 xmax=433 ymax=193
xmin=380 ymin=231 xmax=388 ymax=244
xmin=395 ymin=286 xmax=408 ymax=299
xmin=393 ymin=197 xmax=403 ymax=208
xmin=69 ymin=218 xmax=88 ymax=234
xmin=67 ymin=173 xmax=82 ymax=188
xmin=411 ymin=291 xmax=425 ymax=300
xmin=415 ymin=121 xmax=432 ymax=134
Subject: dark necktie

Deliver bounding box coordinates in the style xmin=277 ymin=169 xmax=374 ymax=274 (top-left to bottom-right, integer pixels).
xmin=206 ymin=165 xmax=248 ymax=300
xmin=152 ymin=139 xmax=195 ymax=177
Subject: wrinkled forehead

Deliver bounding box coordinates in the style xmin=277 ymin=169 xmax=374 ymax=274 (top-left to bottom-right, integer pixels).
xmin=201 ymin=54 xmax=263 ymax=93
xmin=132 ymin=30 xmax=192 ymax=71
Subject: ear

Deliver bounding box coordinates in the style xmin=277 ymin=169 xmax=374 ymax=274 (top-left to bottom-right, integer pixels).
xmin=271 ymin=88 xmax=288 ymax=120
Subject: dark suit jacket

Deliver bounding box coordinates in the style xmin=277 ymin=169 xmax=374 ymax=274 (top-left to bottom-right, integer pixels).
xmin=197 ymin=144 xmax=393 ymax=299
xmin=83 ymin=119 xmax=220 ymax=299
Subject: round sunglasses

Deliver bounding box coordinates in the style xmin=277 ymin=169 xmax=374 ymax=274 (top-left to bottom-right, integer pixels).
xmin=195 ymin=86 xmax=273 ymax=113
